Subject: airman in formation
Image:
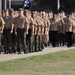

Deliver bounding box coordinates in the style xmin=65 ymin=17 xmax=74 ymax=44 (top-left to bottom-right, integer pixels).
xmin=0 ymin=8 xmax=75 ymax=54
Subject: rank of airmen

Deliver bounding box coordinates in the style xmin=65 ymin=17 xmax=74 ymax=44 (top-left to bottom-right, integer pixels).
xmin=0 ymin=8 xmax=75 ymax=54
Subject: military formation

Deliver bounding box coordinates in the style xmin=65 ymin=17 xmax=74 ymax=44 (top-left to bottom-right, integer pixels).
xmin=0 ymin=8 xmax=75 ymax=54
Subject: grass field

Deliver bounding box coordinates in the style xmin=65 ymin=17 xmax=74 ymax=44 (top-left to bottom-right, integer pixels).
xmin=0 ymin=49 xmax=75 ymax=75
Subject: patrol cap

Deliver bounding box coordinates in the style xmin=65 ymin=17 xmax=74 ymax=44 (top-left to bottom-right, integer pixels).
xmin=38 ymin=13 xmax=42 ymax=16
xmin=37 ymin=13 xmax=42 ymax=16
xmin=32 ymin=11 xmax=37 ymax=14
xmin=9 ymin=8 xmax=14 ymax=13
xmin=24 ymin=9 xmax=31 ymax=13
xmin=14 ymin=11 xmax=19 ymax=14
xmin=5 ymin=9 xmax=9 ymax=12
xmin=19 ymin=8 xmax=24 ymax=11
xmin=42 ymin=12 xmax=45 ymax=16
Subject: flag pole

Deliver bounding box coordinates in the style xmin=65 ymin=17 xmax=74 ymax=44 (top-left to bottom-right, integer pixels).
xmin=57 ymin=0 xmax=60 ymax=12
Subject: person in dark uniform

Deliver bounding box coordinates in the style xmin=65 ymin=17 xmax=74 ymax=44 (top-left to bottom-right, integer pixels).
xmin=1 ymin=10 xmax=5 ymax=47
xmin=3 ymin=9 xmax=14 ymax=54
xmin=0 ymin=12 xmax=5 ymax=54
xmin=50 ymin=14 xmax=59 ymax=47
xmin=57 ymin=13 xmax=65 ymax=46
xmin=9 ymin=9 xmax=16 ymax=53
xmin=65 ymin=15 xmax=73 ymax=47
xmin=71 ymin=13 xmax=75 ymax=45
xmin=15 ymin=8 xmax=27 ymax=54
xmin=60 ymin=12 xmax=67 ymax=46
xmin=48 ymin=12 xmax=54 ymax=46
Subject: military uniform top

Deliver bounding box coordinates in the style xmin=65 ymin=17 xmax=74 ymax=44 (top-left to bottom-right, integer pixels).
xmin=45 ymin=18 xmax=51 ymax=27
xmin=3 ymin=16 xmax=13 ymax=28
xmin=0 ymin=17 xmax=5 ymax=31
xmin=32 ymin=18 xmax=38 ymax=26
xmin=33 ymin=18 xmax=39 ymax=34
xmin=71 ymin=18 xmax=75 ymax=26
xmin=41 ymin=19 xmax=45 ymax=27
xmin=36 ymin=18 xmax=42 ymax=26
xmin=50 ymin=19 xmax=60 ymax=31
xmin=42 ymin=18 xmax=47 ymax=27
xmin=70 ymin=18 xmax=75 ymax=33
xmin=0 ymin=17 xmax=5 ymax=26
xmin=25 ymin=17 xmax=34 ymax=29
xmin=14 ymin=17 xmax=18 ymax=26
xmin=65 ymin=19 xmax=73 ymax=32
xmin=38 ymin=19 xmax=45 ymax=27
xmin=10 ymin=16 xmax=15 ymax=24
xmin=15 ymin=16 xmax=26 ymax=29
xmin=58 ymin=19 xmax=64 ymax=33
xmin=63 ymin=16 xmax=69 ymax=25
xmin=49 ymin=18 xmax=54 ymax=25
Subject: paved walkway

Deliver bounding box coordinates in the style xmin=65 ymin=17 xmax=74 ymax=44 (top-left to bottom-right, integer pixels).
xmin=0 ymin=46 xmax=75 ymax=62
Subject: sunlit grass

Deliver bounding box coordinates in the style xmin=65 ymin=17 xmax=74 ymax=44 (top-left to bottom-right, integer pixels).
xmin=0 ymin=49 xmax=75 ymax=75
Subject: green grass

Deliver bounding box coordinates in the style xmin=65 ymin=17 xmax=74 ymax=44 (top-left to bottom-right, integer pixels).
xmin=0 ymin=49 xmax=75 ymax=75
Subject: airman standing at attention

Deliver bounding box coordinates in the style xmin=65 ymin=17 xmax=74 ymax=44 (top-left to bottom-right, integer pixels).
xmin=65 ymin=15 xmax=73 ymax=47
xmin=32 ymin=11 xmax=38 ymax=52
xmin=40 ymin=13 xmax=45 ymax=50
xmin=1 ymin=10 xmax=5 ymax=47
xmin=27 ymin=11 xmax=35 ymax=53
xmin=45 ymin=12 xmax=51 ymax=47
xmin=15 ymin=8 xmax=27 ymax=54
xmin=24 ymin=10 xmax=34 ymax=53
xmin=0 ymin=12 xmax=5 ymax=54
xmin=9 ymin=8 xmax=16 ymax=53
xmin=71 ymin=13 xmax=75 ymax=45
xmin=37 ymin=13 xmax=43 ymax=51
xmin=42 ymin=12 xmax=51 ymax=47
xmin=48 ymin=12 xmax=54 ymax=46
xmin=50 ymin=15 xmax=59 ymax=47
xmin=59 ymin=12 xmax=66 ymax=46
xmin=3 ymin=9 xmax=14 ymax=54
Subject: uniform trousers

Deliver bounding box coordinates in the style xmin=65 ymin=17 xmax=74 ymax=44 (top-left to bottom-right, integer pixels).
xmin=72 ymin=33 xmax=75 ymax=45
xmin=50 ymin=31 xmax=58 ymax=47
xmin=65 ymin=32 xmax=73 ymax=47
xmin=3 ymin=28 xmax=12 ymax=53
xmin=12 ymin=29 xmax=17 ymax=53
xmin=17 ymin=28 xmax=26 ymax=53
xmin=0 ymin=33 xmax=1 ymax=53
xmin=34 ymin=35 xmax=39 ymax=52
xmin=58 ymin=33 xmax=65 ymax=46
xmin=26 ymin=28 xmax=34 ymax=53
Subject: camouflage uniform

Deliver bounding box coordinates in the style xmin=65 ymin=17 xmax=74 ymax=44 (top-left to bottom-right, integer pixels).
xmin=0 ymin=17 xmax=5 ymax=53
xmin=15 ymin=9 xmax=27 ymax=54
xmin=65 ymin=17 xmax=73 ymax=47
xmin=3 ymin=9 xmax=14 ymax=54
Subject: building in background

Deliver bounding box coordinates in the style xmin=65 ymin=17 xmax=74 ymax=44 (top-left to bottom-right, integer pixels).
xmin=0 ymin=0 xmax=33 ymax=12
xmin=0 ymin=0 xmax=75 ymax=13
